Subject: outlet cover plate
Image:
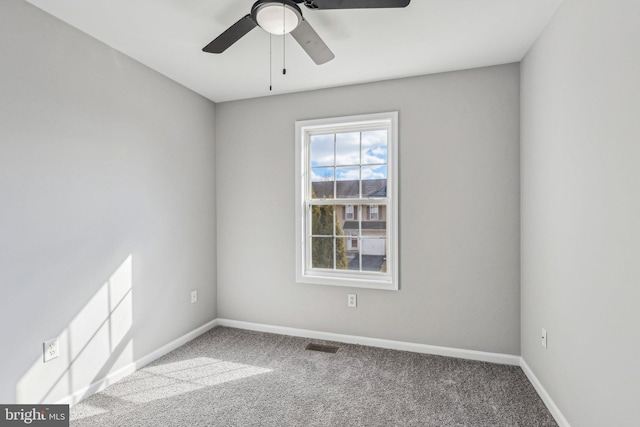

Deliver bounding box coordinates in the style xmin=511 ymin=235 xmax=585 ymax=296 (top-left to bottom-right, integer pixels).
xmin=347 ymin=293 xmax=357 ymax=308
xmin=191 ymin=290 xmax=198 ymax=303
xmin=43 ymin=339 xmax=59 ymax=362
xmin=541 ymin=328 xmax=547 ymax=349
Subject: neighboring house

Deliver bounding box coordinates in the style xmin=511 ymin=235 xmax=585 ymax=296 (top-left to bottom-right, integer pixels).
xmin=312 ymin=179 xmax=387 ymax=272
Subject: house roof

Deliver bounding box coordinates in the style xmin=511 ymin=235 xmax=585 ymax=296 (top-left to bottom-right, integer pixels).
xmin=312 ymin=179 xmax=387 ymax=199
xmin=343 ymin=221 xmax=386 ymax=231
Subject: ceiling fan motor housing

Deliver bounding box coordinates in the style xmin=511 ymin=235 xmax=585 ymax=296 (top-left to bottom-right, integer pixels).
xmin=251 ymin=0 xmax=304 ymax=35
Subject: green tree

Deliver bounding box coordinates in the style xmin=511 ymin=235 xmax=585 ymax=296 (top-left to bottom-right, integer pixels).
xmin=311 ymin=203 xmax=348 ymax=270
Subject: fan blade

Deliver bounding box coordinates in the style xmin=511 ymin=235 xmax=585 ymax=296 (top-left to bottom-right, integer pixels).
xmin=290 ymin=19 xmax=335 ymax=65
xmin=202 ymin=15 xmax=257 ymax=54
xmin=303 ymin=0 xmax=410 ymax=9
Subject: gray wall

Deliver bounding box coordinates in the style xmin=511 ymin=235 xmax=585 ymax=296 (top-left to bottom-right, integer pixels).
xmin=0 ymin=0 xmax=217 ymax=403
xmin=521 ymin=0 xmax=640 ymax=425
xmin=216 ymin=64 xmax=521 ymax=355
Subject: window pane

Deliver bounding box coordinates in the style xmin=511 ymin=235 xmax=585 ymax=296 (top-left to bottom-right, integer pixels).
xmin=360 ymin=238 xmax=387 ymax=272
xmin=336 ymin=166 xmax=359 ymax=181
xmin=311 ymin=205 xmax=334 ymax=236
xmin=311 ymin=167 xmax=334 ymax=199
xmin=311 ymin=167 xmax=334 ymax=182
xmin=361 ymin=130 xmax=387 ymax=165
xmin=311 ymin=237 xmax=334 ymax=269
xmin=336 ymin=167 xmax=359 ymax=198
xmin=345 ymin=232 xmax=359 ymax=251
xmin=362 ymin=166 xmax=387 ymax=198
xmin=310 ymin=134 xmax=334 ymax=167
xmin=362 ymin=165 xmax=387 ymax=180
xmin=336 ymin=132 xmax=360 ymax=166
xmin=335 ymin=238 xmax=349 ymax=270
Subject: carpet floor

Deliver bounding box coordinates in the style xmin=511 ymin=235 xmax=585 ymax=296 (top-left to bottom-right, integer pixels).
xmin=71 ymin=327 xmax=557 ymax=426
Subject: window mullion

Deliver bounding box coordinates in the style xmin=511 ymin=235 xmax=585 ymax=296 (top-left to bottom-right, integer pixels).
xmin=333 ymin=133 xmax=337 ymax=271
xmin=359 ymin=131 xmax=362 ymax=199
xmin=333 ymin=133 xmax=338 ymax=199
xmin=332 ymin=205 xmax=337 ymax=270
xmin=306 ymin=203 xmax=312 ymax=270
xmin=358 ymin=205 xmax=362 ymax=272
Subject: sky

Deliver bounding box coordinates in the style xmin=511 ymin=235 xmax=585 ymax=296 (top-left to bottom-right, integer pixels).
xmin=310 ymin=130 xmax=388 ymax=182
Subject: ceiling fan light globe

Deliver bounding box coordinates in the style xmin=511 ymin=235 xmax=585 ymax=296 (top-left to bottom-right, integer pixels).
xmin=255 ymin=3 xmax=301 ymax=35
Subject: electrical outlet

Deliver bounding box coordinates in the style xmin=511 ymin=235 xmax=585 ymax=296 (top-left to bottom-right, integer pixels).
xmin=541 ymin=328 xmax=547 ymax=349
xmin=43 ymin=339 xmax=59 ymax=363
xmin=191 ymin=290 xmax=198 ymax=304
xmin=347 ymin=293 xmax=357 ymax=308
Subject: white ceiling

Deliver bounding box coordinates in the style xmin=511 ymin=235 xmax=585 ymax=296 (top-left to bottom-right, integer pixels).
xmin=25 ymin=0 xmax=561 ymax=103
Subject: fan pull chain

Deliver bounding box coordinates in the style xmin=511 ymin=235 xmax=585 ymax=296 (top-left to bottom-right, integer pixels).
xmin=282 ymin=1 xmax=287 ymax=75
xmin=269 ymin=34 xmax=273 ymax=91
xmin=283 ymin=36 xmax=287 ymax=75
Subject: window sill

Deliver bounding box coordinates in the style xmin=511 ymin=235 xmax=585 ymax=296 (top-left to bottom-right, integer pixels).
xmin=297 ymin=272 xmax=398 ymax=291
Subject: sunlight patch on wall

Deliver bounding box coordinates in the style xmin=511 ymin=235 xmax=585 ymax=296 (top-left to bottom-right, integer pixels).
xmin=17 ymin=255 xmax=134 ymax=403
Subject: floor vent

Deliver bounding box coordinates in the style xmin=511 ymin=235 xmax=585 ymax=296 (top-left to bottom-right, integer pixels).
xmin=305 ymin=343 xmax=339 ymax=354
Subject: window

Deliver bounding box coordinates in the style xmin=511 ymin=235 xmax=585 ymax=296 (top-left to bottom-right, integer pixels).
xmin=345 ymin=205 xmax=354 ymax=220
xmin=346 ymin=231 xmax=359 ymax=250
xmin=369 ymin=205 xmax=379 ymax=220
xmin=295 ymin=112 xmax=398 ymax=290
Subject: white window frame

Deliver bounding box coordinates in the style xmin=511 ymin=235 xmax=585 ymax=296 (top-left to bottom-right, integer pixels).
xmin=295 ymin=112 xmax=399 ymax=290
xmin=369 ymin=205 xmax=379 ymax=220
xmin=345 ymin=205 xmax=354 ymax=220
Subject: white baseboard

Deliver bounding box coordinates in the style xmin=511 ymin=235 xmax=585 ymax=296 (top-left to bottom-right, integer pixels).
xmin=222 ymin=319 xmax=572 ymax=426
xmin=56 ymin=319 xmax=219 ymax=406
xmin=520 ymin=358 xmax=571 ymax=427
xmin=53 ymin=316 xmax=569 ymax=427
xmin=55 ymin=363 xmax=138 ymax=407
xmin=216 ymin=318 xmax=521 ymax=366
xmin=133 ymin=319 xmax=220 ymax=370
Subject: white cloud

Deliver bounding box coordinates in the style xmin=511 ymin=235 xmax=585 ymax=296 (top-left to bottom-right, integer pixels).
xmin=311 ymin=167 xmax=334 ymax=181
xmin=310 ymin=134 xmax=334 ymax=166
xmin=370 ymin=146 xmax=387 ymax=156
xmin=310 ymin=130 xmax=387 ymax=168
xmin=361 ymin=130 xmax=387 ymax=148
xmin=336 ymin=167 xmax=360 ymax=181
xmin=362 ymin=166 xmax=387 ymax=180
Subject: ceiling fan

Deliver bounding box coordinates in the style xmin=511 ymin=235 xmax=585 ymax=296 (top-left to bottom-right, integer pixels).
xmin=202 ymin=0 xmax=411 ymax=65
